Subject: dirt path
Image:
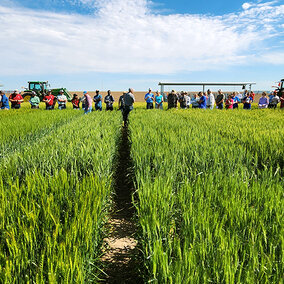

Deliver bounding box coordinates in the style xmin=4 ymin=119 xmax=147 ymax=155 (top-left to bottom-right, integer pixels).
xmin=100 ymin=125 xmax=143 ymax=284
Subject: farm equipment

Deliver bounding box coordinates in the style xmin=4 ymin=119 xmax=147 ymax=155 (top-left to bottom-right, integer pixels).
xmin=23 ymin=81 xmax=72 ymax=101
xmin=278 ymin=79 xmax=284 ymax=92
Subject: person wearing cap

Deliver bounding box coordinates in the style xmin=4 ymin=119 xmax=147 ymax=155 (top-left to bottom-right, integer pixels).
xmin=104 ymin=90 xmax=115 ymax=111
xmin=122 ymin=88 xmax=135 ymax=123
xmin=93 ymin=90 xmax=102 ymax=111
xmin=9 ymin=90 xmax=24 ymax=109
xmin=83 ymin=91 xmax=93 ymax=114
xmin=0 ymin=91 xmax=10 ymax=110
xmin=71 ymin=94 xmax=80 ymax=109
xmin=155 ymin=91 xmax=164 ymax=109
xmin=29 ymin=91 xmax=40 ymax=109
xmin=167 ymin=90 xmax=178 ymax=109
xmin=57 ymin=90 xmax=67 ymax=110
xmin=144 ymin=88 xmax=154 ymax=109
xmin=215 ymin=89 xmax=224 ymax=110
xmin=206 ymin=89 xmax=215 ymax=110
xmin=43 ymin=90 xmax=55 ymax=110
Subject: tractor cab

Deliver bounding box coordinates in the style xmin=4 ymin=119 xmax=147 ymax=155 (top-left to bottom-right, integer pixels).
xmin=28 ymin=81 xmax=49 ymax=94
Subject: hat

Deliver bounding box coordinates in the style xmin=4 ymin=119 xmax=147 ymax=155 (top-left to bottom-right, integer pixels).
xmin=218 ymin=89 xmax=222 ymax=92
xmin=171 ymin=90 xmax=176 ymax=94
xmin=59 ymin=90 xmax=64 ymax=93
xmin=83 ymin=91 xmax=88 ymax=95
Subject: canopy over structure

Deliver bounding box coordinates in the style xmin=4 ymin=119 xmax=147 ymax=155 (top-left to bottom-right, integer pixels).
xmin=159 ymin=82 xmax=256 ymax=94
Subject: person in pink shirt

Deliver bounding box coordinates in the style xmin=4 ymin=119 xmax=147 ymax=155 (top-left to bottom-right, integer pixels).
xmin=225 ymin=95 xmax=234 ymax=109
xmin=83 ymin=91 xmax=93 ymax=114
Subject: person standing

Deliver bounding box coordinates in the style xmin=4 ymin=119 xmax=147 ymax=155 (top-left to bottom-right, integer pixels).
xmin=243 ymin=92 xmax=253 ymax=109
xmin=57 ymin=90 xmax=67 ymax=110
xmin=215 ymin=89 xmax=224 ymax=110
xmin=122 ymin=88 xmax=135 ymax=123
xmin=43 ymin=90 xmax=55 ymax=110
xmin=206 ymin=89 xmax=215 ymax=110
xmin=258 ymin=92 xmax=269 ymax=109
xmin=270 ymin=92 xmax=280 ymax=109
xmin=225 ymin=95 xmax=234 ymax=109
xmin=167 ymin=90 xmax=178 ymax=109
xmin=118 ymin=92 xmax=126 ymax=110
xmin=155 ymin=91 xmax=164 ymax=109
xmin=198 ymin=92 xmax=207 ymax=109
xmin=250 ymin=91 xmax=255 ymax=101
xmin=232 ymin=92 xmax=240 ymax=109
xmin=104 ymin=90 xmax=115 ymax=111
xmin=179 ymin=92 xmax=187 ymax=109
xmin=93 ymin=90 xmax=102 ymax=111
xmin=71 ymin=94 xmax=80 ymax=109
xmin=0 ymin=91 xmax=10 ymax=110
xmin=185 ymin=92 xmax=191 ymax=108
xmin=83 ymin=91 xmax=93 ymax=114
xmin=144 ymin=89 xmax=154 ymax=109
xmin=29 ymin=91 xmax=40 ymax=109
xmin=9 ymin=90 xmax=23 ymax=109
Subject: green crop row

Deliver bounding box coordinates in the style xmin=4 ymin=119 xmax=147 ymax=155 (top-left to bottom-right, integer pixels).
xmin=0 ymin=111 xmax=121 ymax=283
xmin=0 ymin=109 xmax=82 ymax=160
xmin=130 ymin=109 xmax=284 ymax=283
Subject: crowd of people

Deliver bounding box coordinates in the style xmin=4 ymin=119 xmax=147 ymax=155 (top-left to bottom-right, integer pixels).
xmin=160 ymin=89 xmax=284 ymax=110
xmin=1 ymin=88 xmax=284 ymax=113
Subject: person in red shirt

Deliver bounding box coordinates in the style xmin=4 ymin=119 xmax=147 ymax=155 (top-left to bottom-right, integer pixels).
xmin=9 ymin=90 xmax=24 ymax=109
xmin=43 ymin=90 xmax=55 ymax=110
xmin=225 ymin=95 xmax=234 ymax=109
xmin=71 ymin=94 xmax=80 ymax=109
xmin=250 ymin=91 xmax=255 ymax=101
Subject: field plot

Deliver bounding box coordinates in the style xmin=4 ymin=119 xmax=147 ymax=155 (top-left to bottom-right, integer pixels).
xmin=130 ymin=109 xmax=283 ymax=283
xmin=0 ymin=109 xmax=121 ymax=282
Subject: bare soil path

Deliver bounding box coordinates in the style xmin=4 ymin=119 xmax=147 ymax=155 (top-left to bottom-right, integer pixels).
xmin=100 ymin=125 xmax=143 ymax=284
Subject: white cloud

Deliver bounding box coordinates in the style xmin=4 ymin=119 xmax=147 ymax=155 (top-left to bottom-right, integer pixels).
xmin=0 ymin=0 xmax=283 ymax=76
xmin=242 ymin=2 xmax=252 ymax=10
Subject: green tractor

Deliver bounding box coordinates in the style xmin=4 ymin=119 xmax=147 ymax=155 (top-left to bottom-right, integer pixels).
xmin=23 ymin=81 xmax=72 ymax=101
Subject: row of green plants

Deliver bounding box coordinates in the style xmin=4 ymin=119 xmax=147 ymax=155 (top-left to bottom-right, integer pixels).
xmin=0 ymin=109 xmax=82 ymax=160
xmin=129 ymin=109 xmax=284 ymax=283
xmin=0 ymin=111 xmax=121 ymax=283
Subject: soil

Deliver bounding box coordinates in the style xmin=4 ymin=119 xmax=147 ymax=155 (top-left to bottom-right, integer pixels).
xmin=100 ymin=125 xmax=143 ymax=284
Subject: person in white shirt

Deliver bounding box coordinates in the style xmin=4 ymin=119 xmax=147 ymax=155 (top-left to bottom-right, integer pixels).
xmin=57 ymin=90 xmax=67 ymax=110
xmin=206 ymin=89 xmax=215 ymax=110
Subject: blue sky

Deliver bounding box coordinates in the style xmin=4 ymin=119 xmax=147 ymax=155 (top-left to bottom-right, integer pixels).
xmin=0 ymin=0 xmax=284 ymax=91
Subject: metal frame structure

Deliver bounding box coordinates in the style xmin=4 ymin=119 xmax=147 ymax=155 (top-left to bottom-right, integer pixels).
xmin=159 ymin=82 xmax=256 ymax=95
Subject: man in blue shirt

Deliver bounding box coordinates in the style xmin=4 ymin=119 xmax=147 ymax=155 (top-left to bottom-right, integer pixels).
xmin=93 ymin=90 xmax=102 ymax=111
xmin=198 ymin=92 xmax=207 ymax=109
xmin=144 ymin=88 xmax=154 ymax=109
xmin=0 ymin=91 xmax=10 ymax=110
